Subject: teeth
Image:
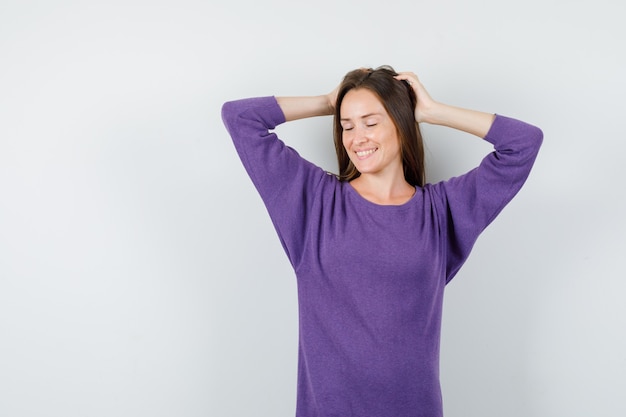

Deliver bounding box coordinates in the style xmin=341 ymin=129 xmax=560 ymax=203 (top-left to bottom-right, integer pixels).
xmin=356 ymin=149 xmax=376 ymax=157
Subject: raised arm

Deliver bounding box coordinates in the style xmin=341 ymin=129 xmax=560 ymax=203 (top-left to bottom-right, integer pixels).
xmin=394 ymin=72 xmax=495 ymax=138
xmin=276 ymin=85 xmax=338 ymax=122
xmin=393 ymin=72 xmax=543 ymax=282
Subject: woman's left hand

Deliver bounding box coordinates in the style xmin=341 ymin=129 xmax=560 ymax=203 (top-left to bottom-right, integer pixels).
xmin=394 ymin=72 xmax=437 ymax=124
xmin=395 ymin=71 xmax=495 ymax=137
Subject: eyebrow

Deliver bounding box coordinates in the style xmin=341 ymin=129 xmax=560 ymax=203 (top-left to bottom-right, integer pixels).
xmin=340 ymin=112 xmax=382 ymax=122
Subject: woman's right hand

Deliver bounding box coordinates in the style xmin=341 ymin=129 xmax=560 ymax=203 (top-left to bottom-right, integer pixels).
xmin=275 ymin=79 xmax=340 ymax=121
xmin=277 ymin=90 xmax=337 ymax=122
xmin=326 ymin=84 xmax=340 ymax=115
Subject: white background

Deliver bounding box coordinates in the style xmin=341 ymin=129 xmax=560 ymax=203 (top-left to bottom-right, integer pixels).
xmin=1 ymin=1 xmax=624 ymax=416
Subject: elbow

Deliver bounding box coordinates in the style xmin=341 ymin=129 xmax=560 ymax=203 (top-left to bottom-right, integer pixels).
xmin=221 ymin=100 xmax=238 ymax=128
xmin=221 ymin=100 xmax=250 ymax=136
xmin=531 ymin=125 xmax=544 ymax=148
xmin=519 ymin=122 xmax=544 ymax=155
xmin=521 ymin=125 xmax=544 ymax=165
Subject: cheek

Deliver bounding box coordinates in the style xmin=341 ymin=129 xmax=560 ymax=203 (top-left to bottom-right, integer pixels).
xmin=342 ymin=137 xmax=357 ymax=161
xmin=342 ymin=133 xmax=351 ymax=150
xmin=387 ymin=131 xmax=401 ymax=151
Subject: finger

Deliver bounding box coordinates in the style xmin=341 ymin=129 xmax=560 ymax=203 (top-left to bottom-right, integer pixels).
xmin=394 ymin=72 xmax=419 ymax=86
xmin=394 ymin=71 xmax=417 ymax=79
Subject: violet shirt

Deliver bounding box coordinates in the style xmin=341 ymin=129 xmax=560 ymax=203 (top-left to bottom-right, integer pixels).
xmin=221 ymin=96 xmax=542 ymax=417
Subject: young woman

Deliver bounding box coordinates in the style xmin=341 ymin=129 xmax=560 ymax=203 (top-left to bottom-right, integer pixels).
xmin=221 ymin=66 xmax=542 ymax=417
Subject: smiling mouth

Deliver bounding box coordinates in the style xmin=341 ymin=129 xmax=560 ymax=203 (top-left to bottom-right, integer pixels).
xmin=355 ymin=148 xmax=377 ymax=159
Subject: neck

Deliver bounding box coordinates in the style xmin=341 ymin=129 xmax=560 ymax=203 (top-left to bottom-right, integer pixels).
xmin=350 ymin=173 xmax=415 ymax=205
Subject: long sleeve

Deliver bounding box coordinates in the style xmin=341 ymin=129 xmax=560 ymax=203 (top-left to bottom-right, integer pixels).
xmin=430 ymin=115 xmax=543 ymax=283
xmin=221 ymin=96 xmax=327 ymax=267
xmin=222 ymin=97 xmax=543 ymax=416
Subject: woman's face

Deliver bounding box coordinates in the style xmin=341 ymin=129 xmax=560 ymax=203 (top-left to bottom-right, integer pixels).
xmin=340 ymin=88 xmax=402 ymax=178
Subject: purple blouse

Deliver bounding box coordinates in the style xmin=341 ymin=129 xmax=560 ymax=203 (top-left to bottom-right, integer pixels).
xmin=222 ymin=96 xmax=542 ymax=417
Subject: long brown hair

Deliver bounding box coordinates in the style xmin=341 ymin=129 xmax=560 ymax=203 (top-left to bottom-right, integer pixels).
xmin=333 ymin=66 xmax=425 ymax=187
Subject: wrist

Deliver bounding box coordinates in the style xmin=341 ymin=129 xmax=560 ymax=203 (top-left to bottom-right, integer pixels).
xmin=417 ymin=101 xmax=446 ymax=125
xmin=323 ymin=94 xmax=335 ymax=116
xmin=325 ymin=93 xmax=337 ymax=116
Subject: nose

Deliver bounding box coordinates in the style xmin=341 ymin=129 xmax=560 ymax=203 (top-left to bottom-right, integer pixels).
xmin=353 ymin=126 xmax=367 ymax=144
